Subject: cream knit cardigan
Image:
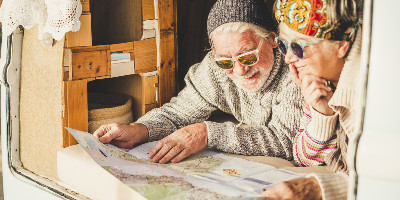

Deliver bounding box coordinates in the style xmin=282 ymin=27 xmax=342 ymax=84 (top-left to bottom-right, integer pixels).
xmin=308 ymin=29 xmax=363 ymax=200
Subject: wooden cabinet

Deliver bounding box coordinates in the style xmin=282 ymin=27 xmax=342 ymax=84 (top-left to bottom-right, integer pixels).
xmin=20 ymin=0 xmax=177 ymax=179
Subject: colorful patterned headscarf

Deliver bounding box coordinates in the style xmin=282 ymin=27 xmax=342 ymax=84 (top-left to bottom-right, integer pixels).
xmin=275 ymin=0 xmax=356 ymax=41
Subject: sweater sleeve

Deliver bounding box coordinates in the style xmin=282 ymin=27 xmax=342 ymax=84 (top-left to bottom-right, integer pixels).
xmin=206 ymin=70 xmax=304 ymax=160
xmin=307 ymin=172 xmax=348 ymax=200
xmin=293 ymin=103 xmax=339 ymax=166
xmin=136 ymin=59 xmax=219 ymax=141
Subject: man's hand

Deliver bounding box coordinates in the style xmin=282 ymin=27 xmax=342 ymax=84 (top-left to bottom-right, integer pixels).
xmin=93 ymin=123 xmax=149 ymax=149
xmin=261 ymin=177 xmax=322 ymax=200
xmin=148 ymin=122 xmax=208 ymax=164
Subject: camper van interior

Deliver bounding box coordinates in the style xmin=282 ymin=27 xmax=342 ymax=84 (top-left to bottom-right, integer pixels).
xmin=0 ymin=0 xmax=400 ymax=199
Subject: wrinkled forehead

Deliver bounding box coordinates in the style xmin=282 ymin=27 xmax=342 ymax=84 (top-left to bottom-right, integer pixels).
xmin=212 ymin=30 xmax=260 ymax=56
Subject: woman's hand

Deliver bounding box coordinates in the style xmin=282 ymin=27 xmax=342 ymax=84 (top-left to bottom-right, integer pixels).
xmin=289 ymin=64 xmax=335 ymax=116
xmin=300 ymin=74 xmax=335 ymax=115
xmin=260 ymin=177 xmax=322 ymax=200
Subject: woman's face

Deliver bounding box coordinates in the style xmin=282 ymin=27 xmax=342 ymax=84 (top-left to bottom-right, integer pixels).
xmin=279 ymin=24 xmax=348 ymax=84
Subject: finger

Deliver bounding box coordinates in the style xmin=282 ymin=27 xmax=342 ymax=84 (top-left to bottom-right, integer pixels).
xmin=301 ymin=75 xmax=327 ymax=88
xmin=93 ymin=125 xmax=109 ymax=138
xmin=308 ymin=88 xmax=329 ymax=103
xmin=171 ymin=148 xmax=191 ymax=163
xmin=151 ymin=143 xmax=174 ymax=163
xmin=304 ymin=81 xmax=332 ymax=96
xmin=159 ymin=145 xmax=184 ymax=164
xmin=148 ymin=141 xmax=165 ymax=158
xmin=288 ymin=64 xmax=301 ymax=86
xmin=98 ymin=128 xmax=121 ymax=143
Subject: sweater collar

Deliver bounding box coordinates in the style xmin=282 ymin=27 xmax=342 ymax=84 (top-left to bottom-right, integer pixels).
xmin=328 ymin=29 xmax=362 ymax=109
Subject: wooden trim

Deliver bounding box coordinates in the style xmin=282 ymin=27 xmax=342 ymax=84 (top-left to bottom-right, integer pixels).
xmin=81 ymin=0 xmax=91 ymax=14
xmin=156 ymin=0 xmax=177 ymax=105
xmin=143 ymin=0 xmax=155 ymax=20
xmin=63 ymin=79 xmax=89 ymax=147
xmin=110 ymin=42 xmax=134 ymax=53
xmin=134 ymin=38 xmax=157 ymax=73
xmin=65 ymin=14 xmax=92 ymax=47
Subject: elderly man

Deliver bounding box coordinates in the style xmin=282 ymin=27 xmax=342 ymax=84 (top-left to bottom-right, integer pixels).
xmin=94 ymin=0 xmax=303 ymax=164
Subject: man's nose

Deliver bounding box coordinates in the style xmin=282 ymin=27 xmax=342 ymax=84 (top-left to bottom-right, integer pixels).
xmin=232 ymin=61 xmax=250 ymax=76
xmin=284 ymin=48 xmax=298 ymax=64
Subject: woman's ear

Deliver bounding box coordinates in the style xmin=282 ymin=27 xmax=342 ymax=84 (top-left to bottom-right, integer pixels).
xmin=269 ymin=32 xmax=278 ymax=48
xmin=337 ymin=41 xmax=350 ymax=58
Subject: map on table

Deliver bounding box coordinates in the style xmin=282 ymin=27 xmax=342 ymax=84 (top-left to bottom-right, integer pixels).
xmin=66 ymin=127 xmax=302 ymax=200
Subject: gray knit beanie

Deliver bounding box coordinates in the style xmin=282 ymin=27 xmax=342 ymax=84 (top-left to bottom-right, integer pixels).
xmin=207 ymin=0 xmax=276 ymax=37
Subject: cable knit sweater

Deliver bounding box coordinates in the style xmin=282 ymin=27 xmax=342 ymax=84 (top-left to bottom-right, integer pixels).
xmin=299 ymin=29 xmax=363 ymax=200
xmin=137 ymin=49 xmax=303 ymax=159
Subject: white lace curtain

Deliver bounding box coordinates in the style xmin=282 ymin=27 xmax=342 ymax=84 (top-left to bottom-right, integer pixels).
xmin=0 ymin=0 xmax=82 ymax=45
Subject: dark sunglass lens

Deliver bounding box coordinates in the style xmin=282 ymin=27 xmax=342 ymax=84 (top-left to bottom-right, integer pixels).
xmin=290 ymin=43 xmax=304 ymax=59
xmin=216 ymin=60 xmax=233 ymax=69
xmin=238 ymin=53 xmax=258 ymax=66
xmin=277 ymin=39 xmax=287 ymax=55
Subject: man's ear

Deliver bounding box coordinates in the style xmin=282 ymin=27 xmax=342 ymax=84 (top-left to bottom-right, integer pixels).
xmin=269 ymin=32 xmax=278 ymax=48
xmin=337 ymin=41 xmax=350 ymax=59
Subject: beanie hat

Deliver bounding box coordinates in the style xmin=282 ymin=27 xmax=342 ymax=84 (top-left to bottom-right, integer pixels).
xmin=207 ymin=0 xmax=276 ymax=37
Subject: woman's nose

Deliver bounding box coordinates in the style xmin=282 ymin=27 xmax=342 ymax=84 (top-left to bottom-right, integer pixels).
xmin=284 ymin=47 xmax=298 ymax=64
xmin=232 ymin=61 xmax=250 ymax=76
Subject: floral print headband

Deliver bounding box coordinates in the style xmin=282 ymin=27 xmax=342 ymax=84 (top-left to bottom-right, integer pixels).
xmin=275 ymin=0 xmax=357 ymax=41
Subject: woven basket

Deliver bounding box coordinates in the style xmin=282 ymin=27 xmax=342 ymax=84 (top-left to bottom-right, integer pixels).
xmin=88 ymin=93 xmax=133 ymax=133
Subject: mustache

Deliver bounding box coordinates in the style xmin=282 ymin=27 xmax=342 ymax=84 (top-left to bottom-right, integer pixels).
xmin=232 ymin=68 xmax=260 ymax=80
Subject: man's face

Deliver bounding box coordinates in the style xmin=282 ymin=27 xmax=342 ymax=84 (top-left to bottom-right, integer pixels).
xmin=212 ymin=30 xmax=276 ymax=92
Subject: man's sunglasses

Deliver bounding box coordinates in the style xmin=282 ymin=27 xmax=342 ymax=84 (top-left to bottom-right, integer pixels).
xmin=214 ymin=40 xmax=263 ymax=70
xmin=275 ymin=37 xmax=321 ymax=59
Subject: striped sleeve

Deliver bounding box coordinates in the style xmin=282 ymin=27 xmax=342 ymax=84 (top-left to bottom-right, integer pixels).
xmin=293 ymin=102 xmax=338 ymax=167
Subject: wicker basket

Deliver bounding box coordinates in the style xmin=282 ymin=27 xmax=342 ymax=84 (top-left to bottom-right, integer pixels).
xmin=88 ymin=93 xmax=133 ymax=133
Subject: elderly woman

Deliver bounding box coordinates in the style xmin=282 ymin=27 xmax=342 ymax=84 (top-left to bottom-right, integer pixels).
xmin=262 ymin=0 xmax=362 ymax=199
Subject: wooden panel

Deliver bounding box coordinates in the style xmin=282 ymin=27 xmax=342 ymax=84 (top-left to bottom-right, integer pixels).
xmin=107 ymin=0 xmax=143 ymax=44
xmin=143 ymin=0 xmax=155 ymax=20
xmin=134 ymin=38 xmax=157 ymax=73
xmin=20 ymin=25 xmax=64 ymax=180
xmin=65 ymin=14 xmax=92 ymax=47
xmin=158 ymin=0 xmax=175 ymax=31
xmin=63 ymin=80 xmax=89 ymax=147
xmin=141 ymin=75 xmax=158 ymax=104
xmin=110 ymin=42 xmax=134 ymax=53
xmin=157 ymin=0 xmax=177 ymax=105
xmin=68 ymin=45 xmax=110 ymax=80
xmin=81 ymin=0 xmax=91 ymax=14
xmin=92 ymin=0 xmax=143 ymax=45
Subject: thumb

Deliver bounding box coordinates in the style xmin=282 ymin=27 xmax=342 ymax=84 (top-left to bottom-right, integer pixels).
xmin=98 ymin=128 xmax=120 ymax=143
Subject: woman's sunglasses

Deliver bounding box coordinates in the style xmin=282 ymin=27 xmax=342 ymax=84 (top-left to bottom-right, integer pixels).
xmin=214 ymin=40 xmax=263 ymax=70
xmin=275 ymin=37 xmax=321 ymax=59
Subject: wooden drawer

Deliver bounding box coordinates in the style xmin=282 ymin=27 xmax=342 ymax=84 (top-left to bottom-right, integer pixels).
xmin=64 ymin=39 xmax=157 ymax=80
xmin=65 ymin=45 xmax=111 ymax=80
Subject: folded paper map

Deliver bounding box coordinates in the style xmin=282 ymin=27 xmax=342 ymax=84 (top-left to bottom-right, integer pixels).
xmin=66 ymin=127 xmax=302 ymax=200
